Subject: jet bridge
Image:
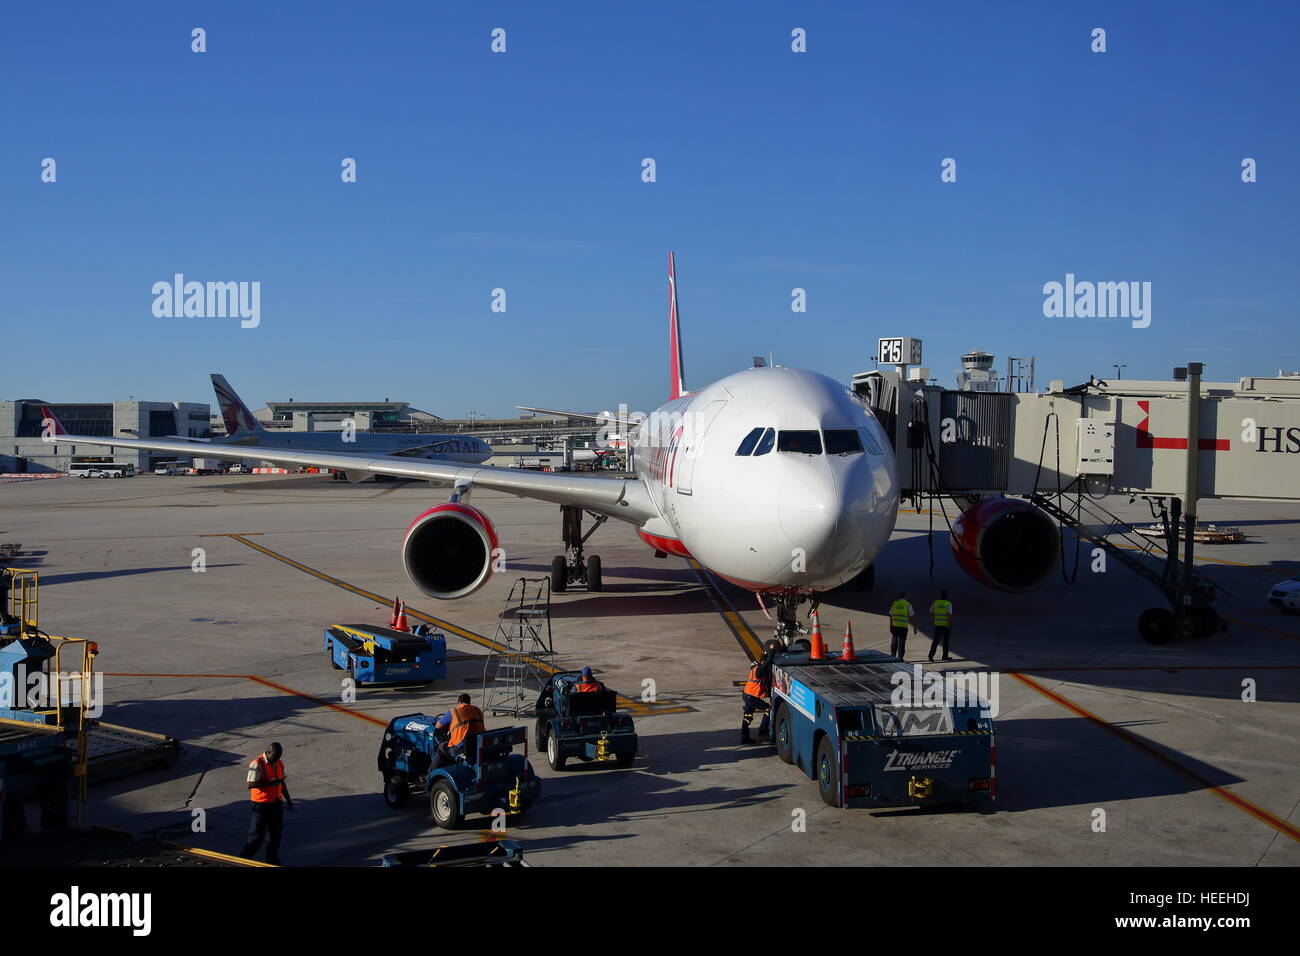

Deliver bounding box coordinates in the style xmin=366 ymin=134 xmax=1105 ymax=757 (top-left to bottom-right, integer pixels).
xmin=853 ymin=369 xmax=1300 ymax=644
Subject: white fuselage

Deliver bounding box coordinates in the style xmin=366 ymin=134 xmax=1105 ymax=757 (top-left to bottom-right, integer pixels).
xmin=631 ymin=366 xmax=899 ymax=593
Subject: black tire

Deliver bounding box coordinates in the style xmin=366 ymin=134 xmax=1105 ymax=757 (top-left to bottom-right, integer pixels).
xmin=1138 ymin=607 xmax=1175 ymax=645
xmin=429 ymin=780 xmax=462 ymax=829
xmin=816 ymin=735 xmax=840 ymax=807
xmin=546 ymin=730 xmax=567 ymax=771
xmin=774 ymin=702 xmax=794 ymax=764
xmin=1186 ymin=606 xmax=1219 ymax=639
xmin=551 ymin=556 xmax=568 ymax=593
xmin=587 ymin=555 xmax=603 ymax=592
xmin=534 ymin=719 xmax=548 ymax=752
xmin=615 ymin=750 xmax=635 ymax=769
xmin=383 ymin=774 xmax=411 ymax=809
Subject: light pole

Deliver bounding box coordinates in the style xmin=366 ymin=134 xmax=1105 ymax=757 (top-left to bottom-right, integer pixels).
xmin=1112 ymin=364 xmax=1125 ymax=380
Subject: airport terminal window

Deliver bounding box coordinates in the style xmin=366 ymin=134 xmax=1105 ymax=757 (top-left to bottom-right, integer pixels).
xmin=823 ymin=429 xmax=864 ymax=455
xmin=858 ymin=426 xmax=884 ymax=456
xmin=753 ymin=428 xmax=776 ymax=456
xmin=735 ymin=427 xmax=764 ymax=456
xmin=778 ymin=430 xmax=822 ymax=455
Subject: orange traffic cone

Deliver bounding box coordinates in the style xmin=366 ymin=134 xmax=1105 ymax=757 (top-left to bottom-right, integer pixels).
xmin=389 ymin=596 xmax=410 ymax=632
xmin=809 ymin=610 xmax=826 ymax=659
xmin=841 ymin=621 xmax=857 ymax=660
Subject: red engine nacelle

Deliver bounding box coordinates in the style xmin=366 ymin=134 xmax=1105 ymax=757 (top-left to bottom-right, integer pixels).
xmin=402 ymin=503 xmax=499 ymax=600
xmin=951 ymin=497 xmax=1059 ymax=592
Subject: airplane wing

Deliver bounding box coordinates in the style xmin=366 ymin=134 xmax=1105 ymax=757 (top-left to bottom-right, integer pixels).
xmin=42 ymin=413 xmax=656 ymax=522
xmin=515 ymin=406 xmax=642 ymax=431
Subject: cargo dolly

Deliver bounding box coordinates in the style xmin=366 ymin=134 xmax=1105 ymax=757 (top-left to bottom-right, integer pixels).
xmin=769 ymin=647 xmax=995 ymax=810
xmin=324 ymin=623 xmax=447 ymax=686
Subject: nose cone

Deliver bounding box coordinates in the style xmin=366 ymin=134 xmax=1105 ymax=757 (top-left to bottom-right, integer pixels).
xmin=777 ymin=454 xmax=889 ymax=588
xmin=778 ymin=461 xmax=837 ymax=554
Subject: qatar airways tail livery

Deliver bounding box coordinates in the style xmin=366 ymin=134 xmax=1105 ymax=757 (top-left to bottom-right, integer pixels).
xmin=209 ymin=374 xmax=492 ymax=464
xmin=50 ymin=254 xmax=901 ymax=641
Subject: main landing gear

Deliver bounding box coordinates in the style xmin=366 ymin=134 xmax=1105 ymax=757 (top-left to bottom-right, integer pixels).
xmin=551 ymin=505 xmax=606 ymax=593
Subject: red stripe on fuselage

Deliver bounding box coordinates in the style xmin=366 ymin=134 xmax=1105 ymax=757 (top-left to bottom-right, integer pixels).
xmin=637 ymin=530 xmax=692 ymax=558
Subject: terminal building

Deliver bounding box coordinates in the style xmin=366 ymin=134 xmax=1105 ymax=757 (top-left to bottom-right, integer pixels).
xmin=251 ymin=399 xmax=443 ymax=433
xmin=0 ymin=400 xmax=210 ymax=474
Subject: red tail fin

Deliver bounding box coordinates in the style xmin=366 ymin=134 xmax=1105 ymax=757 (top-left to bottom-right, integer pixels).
xmin=39 ymin=406 xmax=69 ymax=437
xmin=668 ymin=252 xmax=686 ymax=401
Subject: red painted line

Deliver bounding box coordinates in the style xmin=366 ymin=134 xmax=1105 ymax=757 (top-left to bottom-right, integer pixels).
xmin=1010 ymin=672 xmax=1300 ymax=843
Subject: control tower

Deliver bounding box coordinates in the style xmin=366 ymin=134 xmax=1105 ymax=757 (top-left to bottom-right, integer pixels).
xmin=955 ymin=349 xmax=1000 ymax=392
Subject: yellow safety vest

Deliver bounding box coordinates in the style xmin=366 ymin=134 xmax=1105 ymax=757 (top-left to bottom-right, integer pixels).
xmin=931 ymin=600 xmax=952 ymax=627
xmin=890 ymin=600 xmax=911 ymax=628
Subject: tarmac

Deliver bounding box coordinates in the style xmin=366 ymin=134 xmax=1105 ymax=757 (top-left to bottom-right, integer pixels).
xmin=1 ymin=472 xmax=1297 ymax=866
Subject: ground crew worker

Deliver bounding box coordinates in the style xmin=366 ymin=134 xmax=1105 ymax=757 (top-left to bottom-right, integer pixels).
xmin=433 ymin=693 xmax=486 ymax=767
xmin=574 ymin=666 xmax=604 ymax=692
xmin=928 ymin=589 xmax=954 ymax=662
xmin=740 ymin=640 xmax=780 ymax=744
xmin=888 ymin=591 xmax=917 ymax=660
xmin=241 ymin=742 xmax=294 ymax=865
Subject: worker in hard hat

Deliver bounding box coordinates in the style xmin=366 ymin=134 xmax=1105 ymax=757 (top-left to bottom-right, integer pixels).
xmin=740 ymin=640 xmax=781 ymax=744
xmin=574 ymin=666 xmax=604 ymax=693
xmin=928 ymin=589 xmax=954 ymax=662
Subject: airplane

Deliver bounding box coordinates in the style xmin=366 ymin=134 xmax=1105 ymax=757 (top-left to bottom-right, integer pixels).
xmin=206 ymin=374 xmax=493 ymax=464
xmin=42 ymin=254 xmax=1056 ymax=641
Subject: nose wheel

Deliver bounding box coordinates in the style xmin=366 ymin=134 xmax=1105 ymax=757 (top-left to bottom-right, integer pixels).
xmin=551 ymin=506 xmax=606 ymax=593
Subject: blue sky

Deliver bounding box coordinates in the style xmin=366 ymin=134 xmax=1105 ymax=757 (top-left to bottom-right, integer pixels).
xmin=4 ymin=1 xmax=1297 ymax=418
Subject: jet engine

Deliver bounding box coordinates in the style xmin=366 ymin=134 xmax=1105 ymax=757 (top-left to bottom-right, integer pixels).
xmin=951 ymin=497 xmax=1059 ymax=592
xmin=401 ymin=503 xmax=499 ymax=600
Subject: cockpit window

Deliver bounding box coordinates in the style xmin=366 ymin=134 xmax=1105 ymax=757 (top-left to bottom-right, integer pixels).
xmin=778 ymin=430 xmax=823 ymax=455
xmin=753 ymin=428 xmax=776 ymax=456
xmin=823 ymin=429 xmax=864 ymax=455
xmin=858 ymin=426 xmax=884 ymax=456
xmin=735 ymin=427 xmax=764 ymax=456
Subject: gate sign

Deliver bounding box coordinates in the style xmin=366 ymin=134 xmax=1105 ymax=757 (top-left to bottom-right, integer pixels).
xmin=878 ymin=337 xmax=922 ymax=366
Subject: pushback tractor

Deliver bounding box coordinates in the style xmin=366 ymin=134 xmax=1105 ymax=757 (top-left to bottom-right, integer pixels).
xmin=770 ymin=648 xmax=995 ymax=809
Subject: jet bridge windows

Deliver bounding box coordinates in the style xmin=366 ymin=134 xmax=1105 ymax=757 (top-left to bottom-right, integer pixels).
xmin=778 ymin=430 xmax=823 ymax=455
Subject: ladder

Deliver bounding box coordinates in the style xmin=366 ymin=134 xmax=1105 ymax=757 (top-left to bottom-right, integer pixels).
xmin=482 ymin=578 xmax=554 ymax=718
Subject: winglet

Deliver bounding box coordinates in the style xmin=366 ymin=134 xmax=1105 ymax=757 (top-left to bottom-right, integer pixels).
xmin=668 ymin=252 xmax=686 ymax=401
xmin=210 ymin=374 xmax=263 ymax=436
xmin=39 ymin=406 xmax=69 ymax=437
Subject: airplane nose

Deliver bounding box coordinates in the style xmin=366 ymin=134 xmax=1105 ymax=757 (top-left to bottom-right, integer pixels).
xmin=778 ymin=462 xmax=838 ymax=557
xmin=778 ymin=454 xmax=883 ymax=585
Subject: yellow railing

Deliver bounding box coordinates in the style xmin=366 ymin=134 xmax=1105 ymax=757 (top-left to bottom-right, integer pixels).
xmin=2 ymin=567 xmax=39 ymax=634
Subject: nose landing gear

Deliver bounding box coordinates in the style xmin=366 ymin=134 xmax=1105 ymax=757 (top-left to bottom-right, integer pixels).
xmin=551 ymin=505 xmax=606 ymax=593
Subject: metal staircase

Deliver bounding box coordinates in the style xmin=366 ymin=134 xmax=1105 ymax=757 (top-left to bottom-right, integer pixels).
xmin=1029 ymin=488 xmax=1235 ymax=610
xmin=482 ymin=577 xmax=555 ymax=718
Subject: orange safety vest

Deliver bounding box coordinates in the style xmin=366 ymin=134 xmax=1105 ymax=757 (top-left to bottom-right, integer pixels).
xmin=249 ymin=756 xmax=284 ymax=804
xmin=575 ymin=679 xmax=602 ymax=693
xmin=448 ymin=703 xmax=485 ymax=746
xmin=743 ymin=662 xmax=769 ymax=698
